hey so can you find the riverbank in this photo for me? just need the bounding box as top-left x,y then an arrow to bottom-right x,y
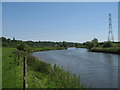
2,47 -> 83,88
31,47 -> 67,52
90,47 -> 120,54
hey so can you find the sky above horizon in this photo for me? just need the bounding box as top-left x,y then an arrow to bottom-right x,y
2,2 -> 118,43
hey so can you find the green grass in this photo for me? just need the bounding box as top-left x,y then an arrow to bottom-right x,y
90,47 -> 120,54
19,51 -> 83,88
113,42 -> 120,47
31,47 -> 67,52
2,47 -> 84,88
2,47 -> 23,88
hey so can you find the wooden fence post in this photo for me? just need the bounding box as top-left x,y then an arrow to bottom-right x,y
18,51 -> 20,65
23,56 -> 27,89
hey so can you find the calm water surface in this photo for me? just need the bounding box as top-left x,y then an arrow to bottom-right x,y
33,48 -> 118,88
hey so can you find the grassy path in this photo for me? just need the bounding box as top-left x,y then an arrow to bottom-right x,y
2,47 -> 23,88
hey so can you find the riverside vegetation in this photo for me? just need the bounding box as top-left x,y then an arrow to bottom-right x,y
76,38 -> 120,54
2,37 -> 120,88
2,37 -> 120,54
2,37 -> 84,88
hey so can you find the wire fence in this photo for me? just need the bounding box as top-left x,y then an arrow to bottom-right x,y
27,65 -> 43,88
15,51 -> 43,88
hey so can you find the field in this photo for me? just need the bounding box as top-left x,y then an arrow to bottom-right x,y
2,47 -> 83,88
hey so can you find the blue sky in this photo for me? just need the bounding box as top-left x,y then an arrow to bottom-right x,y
2,2 -> 118,42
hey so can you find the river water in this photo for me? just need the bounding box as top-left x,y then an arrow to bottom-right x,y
33,48 -> 118,88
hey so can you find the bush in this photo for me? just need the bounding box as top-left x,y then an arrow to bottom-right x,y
85,41 -> 94,49
63,41 -> 67,47
84,38 -> 99,49
17,43 -> 31,52
102,41 -> 113,48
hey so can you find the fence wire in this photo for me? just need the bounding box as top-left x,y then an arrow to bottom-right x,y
27,65 -> 43,88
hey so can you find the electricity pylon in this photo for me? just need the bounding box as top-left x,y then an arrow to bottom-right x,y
108,13 -> 114,42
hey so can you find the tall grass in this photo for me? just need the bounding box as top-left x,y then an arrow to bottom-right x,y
16,50 -> 83,88
90,47 -> 120,54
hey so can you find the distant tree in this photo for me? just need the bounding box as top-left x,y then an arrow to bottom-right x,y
7,38 -> 11,42
2,37 -> 82,48
92,38 -> 98,43
85,41 -> 94,49
75,43 -> 80,47
62,41 -> 67,47
102,41 -> 113,48
2,37 -> 7,42
91,38 -> 99,47
58,42 -> 63,47
12,37 -> 17,43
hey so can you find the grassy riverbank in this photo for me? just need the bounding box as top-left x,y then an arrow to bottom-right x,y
31,47 -> 67,52
2,47 -> 83,88
90,47 -> 120,54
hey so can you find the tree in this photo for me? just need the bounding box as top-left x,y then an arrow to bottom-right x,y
85,41 -> 94,49
75,43 -> 80,47
102,41 -> 113,48
62,41 -> 67,47
2,37 -> 7,42
91,38 -> 98,47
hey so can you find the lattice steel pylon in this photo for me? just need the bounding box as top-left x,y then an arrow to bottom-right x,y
108,13 -> 114,42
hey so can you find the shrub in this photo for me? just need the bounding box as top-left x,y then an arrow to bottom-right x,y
63,41 -> 68,47
17,43 -> 31,52
85,41 -> 94,49
102,41 -> 113,48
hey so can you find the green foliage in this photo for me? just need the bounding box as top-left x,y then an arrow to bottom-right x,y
26,54 -> 52,73
85,41 -> 94,49
75,43 -> 80,47
18,50 -> 83,88
90,47 -> 120,54
83,38 -> 99,49
62,41 -> 67,47
91,38 -> 99,47
102,41 -> 113,48
2,37 -> 23,47
92,38 -> 98,43
17,43 -> 31,52
1,37 -> 81,48
31,47 -> 67,52
3,47 -> 83,88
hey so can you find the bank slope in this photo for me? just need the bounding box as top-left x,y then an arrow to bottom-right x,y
2,47 -> 84,89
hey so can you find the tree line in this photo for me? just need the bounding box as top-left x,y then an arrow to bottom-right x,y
82,38 -> 114,50
1,37 -> 115,52
1,37 -> 82,48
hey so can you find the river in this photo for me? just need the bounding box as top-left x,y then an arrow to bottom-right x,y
32,48 -> 118,88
